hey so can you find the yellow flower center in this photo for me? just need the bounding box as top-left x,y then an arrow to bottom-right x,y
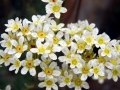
69,30 -> 76,35
74,78 -> 82,86
78,43 -> 86,50
115,45 -> 120,52
86,37 -> 93,44
53,37 -> 59,44
38,32 -> 46,38
111,59 -> 117,65
4,55 -> 11,62
46,80 -> 53,86
38,47 -> 46,53
14,60 -> 21,67
26,60 -> 34,68
44,68 -> 53,75
22,28 -> 29,35
82,66 -> 90,74
104,48 -> 110,55
98,57 -> 106,64
112,69 -> 119,76
53,5 -> 60,12
7,41 -> 12,48
16,45 -> 23,53
71,58 -> 78,66
13,23 -> 19,30
93,67 -> 99,74
98,38 -> 104,44
64,77 -> 71,84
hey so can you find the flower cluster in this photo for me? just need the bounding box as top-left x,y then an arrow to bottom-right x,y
0,0 -> 120,90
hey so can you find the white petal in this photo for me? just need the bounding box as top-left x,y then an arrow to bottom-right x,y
60,7 -> 67,13
9,65 -> 15,71
55,13 -> 60,19
53,45 -> 61,52
56,31 -> 63,39
49,62 -> 57,69
61,47 -> 69,55
34,59 -> 41,66
29,68 -> 36,76
59,82 -> 65,87
113,76 -> 118,82
23,45 -> 28,51
81,74 -> 87,81
8,49 -> 16,54
40,62 -> 47,70
38,82 -> 45,88
82,82 -> 89,89
38,72 -> 46,77
10,40 -> 18,47
59,40 -> 67,46
5,85 -> 11,90
30,48 -> 38,53
21,60 -> 26,66
14,53 -> 21,58
58,56 -> 68,62
53,70 -> 61,76
21,67 -> 28,75
19,36 -> 24,45
53,84 -> 58,90
49,53 -> 57,60
26,52 -> 32,60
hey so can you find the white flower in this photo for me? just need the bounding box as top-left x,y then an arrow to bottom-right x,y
17,18 -> 31,36
84,20 -> 98,32
69,54 -> 83,69
106,66 -> 120,82
31,23 -> 53,42
38,78 -> 58,90
5,17 -> 22,32
70,75 -> 89,90
46,2 -> 67,18
95,33 -> 110,48
58,44 -> 77,63
21,51 -> 41,76
31,15 -> 48,26
38,62 -> 61,78
30,38 -> 50,55
90,64 -> 105,79
59,32 -> 73,47
59,70 -> 73,87
9,57 -> 21,74
50,19 -> 64,32
73,61 -> 93,81
0,50 -> 12,66
99,44 -> 113,58
9,36 -> 28,58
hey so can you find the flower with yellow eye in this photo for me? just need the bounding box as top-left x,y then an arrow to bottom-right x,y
95,33 -> 110,48
8,36 -> 28,58
50,19 -> 64,32
9,57 -> 21,74
59,71 -> 73,87
17,19 -> 31,36
0,50 -> 12,66
69,54 -> 84,69
31,23 -> 53,42
38,78 -> 58,90
38,61 -> 61,79
5,17 -> 22,32
90,64 -> 105,79
100,44 -> 113,58
30,38 -> 50,55
106,66 -> 120,82
73,61 -> 93,81
46,2 -> 67,19
70,75 -> 89,90
21,51 -> 41,76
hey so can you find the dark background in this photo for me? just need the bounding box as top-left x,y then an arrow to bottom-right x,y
0,0 -> 120,90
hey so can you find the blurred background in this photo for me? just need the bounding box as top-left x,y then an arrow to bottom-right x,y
0,0 -> 120,90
